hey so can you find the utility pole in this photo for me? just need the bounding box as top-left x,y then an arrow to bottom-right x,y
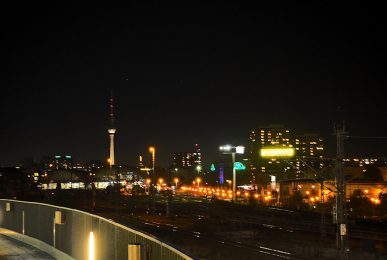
321,180 -> 326,241
334,122 -> 348,259
232,152 -> 236,202
149,147 -> 156,214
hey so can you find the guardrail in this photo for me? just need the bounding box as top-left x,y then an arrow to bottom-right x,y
0,199 -> 193,260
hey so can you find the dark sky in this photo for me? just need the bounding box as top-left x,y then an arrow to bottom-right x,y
1,2 -> 386,167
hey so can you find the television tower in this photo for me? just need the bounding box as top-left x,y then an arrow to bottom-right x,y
108,92 -> 116,166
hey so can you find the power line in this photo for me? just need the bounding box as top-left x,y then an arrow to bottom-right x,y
346,135 -> 387,139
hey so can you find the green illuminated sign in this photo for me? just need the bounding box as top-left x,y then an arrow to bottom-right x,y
210,164 -> 215,172
234,162 -> 246,170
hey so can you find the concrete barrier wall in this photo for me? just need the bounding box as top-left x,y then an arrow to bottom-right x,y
0,199 -> 193,260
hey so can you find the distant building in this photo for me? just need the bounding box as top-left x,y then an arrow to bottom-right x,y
343,158 -> 387,167
50,155 -> 73,170
279,172 -> 386,206
293,133 -> 324,173
249,125 -> 293,182
137,155 -> 146,170
137,155 -> 151,178
87,160 -> 105,170
173,144 -> 202,169
249,126 -> 325,185
258,125 -> 292,147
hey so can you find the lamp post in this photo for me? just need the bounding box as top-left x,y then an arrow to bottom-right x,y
226,180 -> 232,190
149,146 -> 156,213
158,178 -> 164,191
146,178 -> 151,194
196,165 -> 202,176
219,145 -> 245,203
196,177 -> 201,188
149,147 -> 155,178
174,178 -> 179,188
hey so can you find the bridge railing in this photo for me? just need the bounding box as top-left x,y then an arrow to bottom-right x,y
0,199 -> 193,260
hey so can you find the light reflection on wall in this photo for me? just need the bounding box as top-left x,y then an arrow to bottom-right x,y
0,207 -> 3,225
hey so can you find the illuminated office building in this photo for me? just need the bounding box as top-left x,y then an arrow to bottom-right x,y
249,125 -> 293,179
173,144 -> 202,169
249,126 -> 326,183
293,134 -> 324,173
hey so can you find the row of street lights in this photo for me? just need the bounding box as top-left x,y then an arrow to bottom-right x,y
144,144 -> 244,203
145,177 -> 180,187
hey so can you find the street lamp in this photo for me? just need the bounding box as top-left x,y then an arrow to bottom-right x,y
149,147 -> 156,212
149,146 -> 156,184
174,178 -> 179,188
196,177 -> 201,187
226,179 -> 232,190
146,178 -> 151,194
219,145 -> 245,203
196,165 -> 202,175
149,147 -> 155,172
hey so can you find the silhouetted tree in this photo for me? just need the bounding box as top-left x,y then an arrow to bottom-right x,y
349,189 -> 371,217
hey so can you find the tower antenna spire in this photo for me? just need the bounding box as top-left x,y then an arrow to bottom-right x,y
108,91 -> 117,166
109,90 -> 115,128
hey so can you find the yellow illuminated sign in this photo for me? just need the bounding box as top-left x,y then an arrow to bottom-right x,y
260,147 -> 295,158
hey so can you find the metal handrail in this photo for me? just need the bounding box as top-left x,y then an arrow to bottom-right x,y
0,199 -> 193,260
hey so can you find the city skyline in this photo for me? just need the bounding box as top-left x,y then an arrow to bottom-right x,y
1,4 -> 387,260
2,3 -> 387,166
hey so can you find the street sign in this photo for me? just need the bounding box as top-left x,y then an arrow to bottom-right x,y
260,147 -> 295,158
234,162 -> 246,170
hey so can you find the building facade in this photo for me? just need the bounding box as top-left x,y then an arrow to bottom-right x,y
249,126 -> 324,184
249,125 -> 293,183
293,133 -> 324,174
173,144 -> 202,170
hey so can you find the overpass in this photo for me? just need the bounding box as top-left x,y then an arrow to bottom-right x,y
0,199 -> 193,260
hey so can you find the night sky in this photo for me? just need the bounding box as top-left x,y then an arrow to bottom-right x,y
2,2 -> 386,167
